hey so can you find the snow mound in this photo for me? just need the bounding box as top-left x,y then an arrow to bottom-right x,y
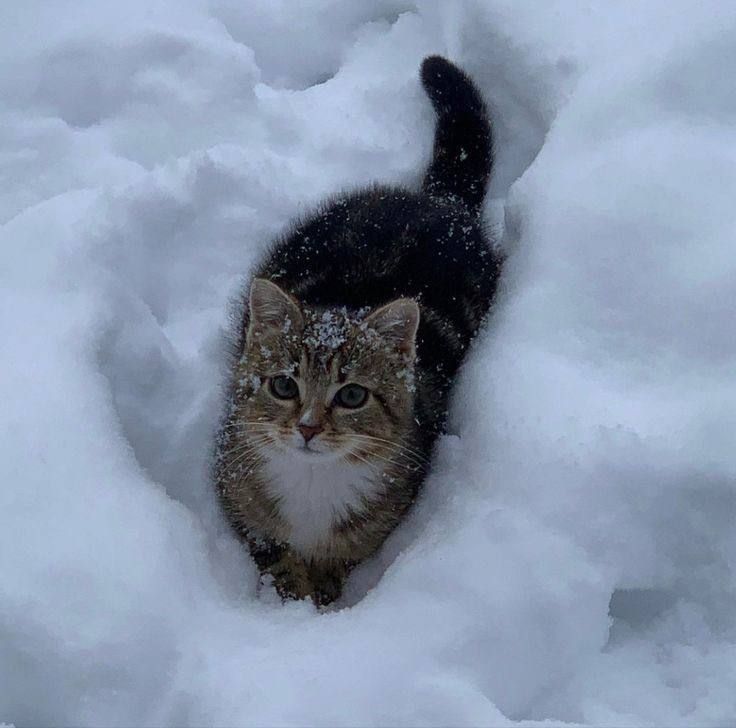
2,1 -> 736,725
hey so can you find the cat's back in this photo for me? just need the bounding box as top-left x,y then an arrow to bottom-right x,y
257,184 -> 499,317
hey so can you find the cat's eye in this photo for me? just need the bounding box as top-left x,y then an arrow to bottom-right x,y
334,383 -> 368,409
270,375 -> 299,400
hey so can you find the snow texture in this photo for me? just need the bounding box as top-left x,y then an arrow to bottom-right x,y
2,1 -> 736,725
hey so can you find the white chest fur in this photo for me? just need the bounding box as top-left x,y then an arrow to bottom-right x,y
263,455 -> 379,556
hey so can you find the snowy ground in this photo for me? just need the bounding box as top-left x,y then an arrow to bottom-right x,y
2,1 -> 736,725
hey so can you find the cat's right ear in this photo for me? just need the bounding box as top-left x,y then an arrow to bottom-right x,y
364,298 -> 420,359
247,278 -> 303,342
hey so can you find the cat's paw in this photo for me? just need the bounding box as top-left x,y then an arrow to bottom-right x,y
308,561 -> 350,607
312,577 -> 343,607
267,551 -> 315,602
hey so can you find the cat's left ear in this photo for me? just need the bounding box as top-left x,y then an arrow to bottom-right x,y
247,278 -> 304,342
365,298 -> 420,359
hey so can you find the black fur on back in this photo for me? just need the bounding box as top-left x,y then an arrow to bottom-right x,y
232,56 -> 502,449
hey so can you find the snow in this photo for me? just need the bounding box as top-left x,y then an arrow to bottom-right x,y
304,309 -> 351,354
2,0 -> 736,725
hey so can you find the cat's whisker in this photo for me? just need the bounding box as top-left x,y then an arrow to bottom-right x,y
220,424 -> 276,439
348,434 -> 427,466
348,448 -> 425,472
221,435 -> 272,470
221,448 -> 264,471
352,447 -> 423,473
219,433 -> 272,455
343,449 -> 382,471
225,450 -> 265,475
224,423 -> 274,433
221,444 -> 264,463
220,429 -> 276,448
348,431 -> 427,457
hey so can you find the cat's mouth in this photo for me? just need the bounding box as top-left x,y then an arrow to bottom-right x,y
282,430 -> 324,454
294,442 -> 343,461
253,429 -> 349,462
283,433 -> 348,462
297,447 -> 335,460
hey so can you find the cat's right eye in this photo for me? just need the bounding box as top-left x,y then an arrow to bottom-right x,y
334,383 -> 369,409
269,375 -> 299,400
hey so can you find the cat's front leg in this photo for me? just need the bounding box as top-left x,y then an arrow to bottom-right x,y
247,537 -> 315,602
307,559 -> 353,607
266,547 -> 316,602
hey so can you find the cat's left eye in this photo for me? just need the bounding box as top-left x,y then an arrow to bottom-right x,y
334,383 -> 368,409
270,375 -> 299,400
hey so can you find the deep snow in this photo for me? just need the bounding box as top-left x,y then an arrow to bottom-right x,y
2,1 -> 736,725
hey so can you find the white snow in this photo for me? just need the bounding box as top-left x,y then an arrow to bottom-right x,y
2,0 -> 736,725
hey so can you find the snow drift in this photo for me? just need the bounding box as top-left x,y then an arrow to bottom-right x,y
1,1 -> 736,724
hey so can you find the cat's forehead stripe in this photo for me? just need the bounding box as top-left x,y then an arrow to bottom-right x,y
330,354 -> 346,383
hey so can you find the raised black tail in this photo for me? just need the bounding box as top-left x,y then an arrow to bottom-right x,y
420,56 -> 492,216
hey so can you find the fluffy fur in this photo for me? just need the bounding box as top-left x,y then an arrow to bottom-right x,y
215,56 -> 502,605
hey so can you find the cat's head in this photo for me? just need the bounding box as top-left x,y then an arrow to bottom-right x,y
233,278 -> 419,464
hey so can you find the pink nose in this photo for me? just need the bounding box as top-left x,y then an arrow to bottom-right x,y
298,423 -> 324,442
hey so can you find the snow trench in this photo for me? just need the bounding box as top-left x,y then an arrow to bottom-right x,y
2,1 -> 736,725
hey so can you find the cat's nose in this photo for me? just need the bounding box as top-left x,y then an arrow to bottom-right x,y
298,423 -> 324,443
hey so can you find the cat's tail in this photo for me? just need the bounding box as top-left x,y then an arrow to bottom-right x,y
420,55 -> 492,216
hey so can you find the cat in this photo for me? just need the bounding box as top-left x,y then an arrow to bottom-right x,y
215,55 -> 502,606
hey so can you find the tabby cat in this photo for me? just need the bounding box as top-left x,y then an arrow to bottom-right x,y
216,56 -> 502,605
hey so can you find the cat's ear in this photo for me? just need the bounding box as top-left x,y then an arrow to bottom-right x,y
247,278 -> 303,341
365,298 -> 420,358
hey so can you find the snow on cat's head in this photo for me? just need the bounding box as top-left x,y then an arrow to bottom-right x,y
230,278 -> 419,463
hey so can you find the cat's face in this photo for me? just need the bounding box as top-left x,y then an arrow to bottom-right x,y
232,279 -> 419,465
